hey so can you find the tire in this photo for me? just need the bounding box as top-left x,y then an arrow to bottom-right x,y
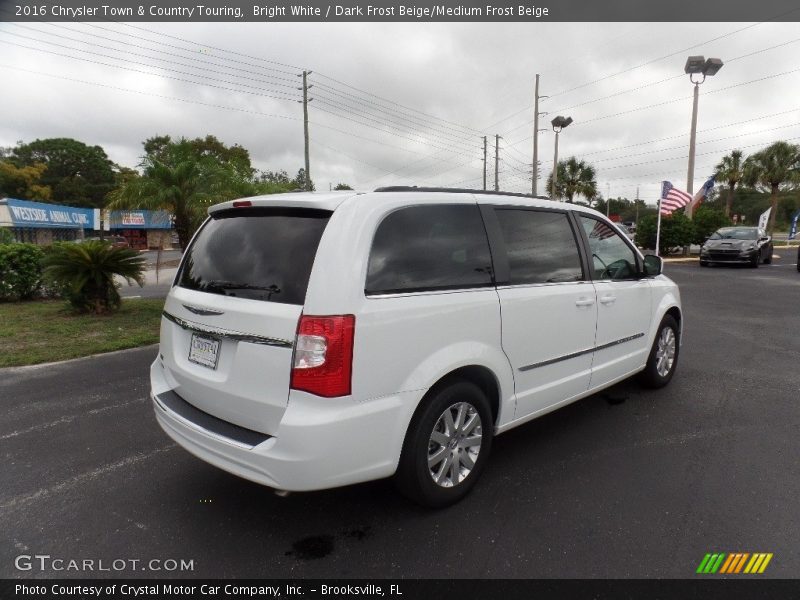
395,380 -> 493,508
750,251 -> 759,268
699,260 -> 708,267
638,315 -> 680,389
764,245 -> 772,264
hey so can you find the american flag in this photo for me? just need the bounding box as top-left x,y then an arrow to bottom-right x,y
589,220 -> 617,240
660,181 -> 693,215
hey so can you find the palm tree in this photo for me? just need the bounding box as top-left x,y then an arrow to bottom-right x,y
742,141 -> 800,231
108,148 -> 251,250
714,149 -> 745,217
43,241 -> 145,314
546,157 -> 598,203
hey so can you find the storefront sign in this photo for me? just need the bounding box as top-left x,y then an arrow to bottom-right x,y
110,210 -> 172,229
4,198 -> 96,229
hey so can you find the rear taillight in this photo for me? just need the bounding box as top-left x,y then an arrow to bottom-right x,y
290,315 -> 355,398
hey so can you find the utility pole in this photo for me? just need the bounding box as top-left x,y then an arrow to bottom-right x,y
635,185 -> 640,227
483,136 -> 487,191
301,70 -> 313,191
494,134 -> 500,191
532,74 -> 539,196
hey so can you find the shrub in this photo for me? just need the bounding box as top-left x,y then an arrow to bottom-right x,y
635,212 -> 695,255
42,240 -> 145,314
692,206 -> 730,245
0,243 -> 45,301
0,229 -> 15,245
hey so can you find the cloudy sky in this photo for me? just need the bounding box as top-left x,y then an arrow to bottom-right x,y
1,19 -> 799,205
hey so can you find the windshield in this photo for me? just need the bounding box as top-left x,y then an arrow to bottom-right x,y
709,227 -> 759,241
177,207 -> 331,304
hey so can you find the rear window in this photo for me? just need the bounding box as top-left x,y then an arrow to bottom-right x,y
177,207 -> 330,305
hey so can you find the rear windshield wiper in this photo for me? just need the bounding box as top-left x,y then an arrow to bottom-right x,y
205,281 -> 282,295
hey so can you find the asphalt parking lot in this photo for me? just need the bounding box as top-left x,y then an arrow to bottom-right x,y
2,258 -> 798,579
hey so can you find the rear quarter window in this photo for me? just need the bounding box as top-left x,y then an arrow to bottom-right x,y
177,207 -> 330,305
365,204 -> 494,295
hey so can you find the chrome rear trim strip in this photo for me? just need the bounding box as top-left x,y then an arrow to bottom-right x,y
162,311 -> 293,349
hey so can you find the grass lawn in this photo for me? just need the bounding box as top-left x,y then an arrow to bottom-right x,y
0,298 -> 163,367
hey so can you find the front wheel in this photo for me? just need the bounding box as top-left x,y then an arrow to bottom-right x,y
764,245 -> 772,264
638,315 -> 680,389
750,251 -> 760,268
395,380 -> 493,508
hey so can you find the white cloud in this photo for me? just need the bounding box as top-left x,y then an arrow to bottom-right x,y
2,20 -> 799,204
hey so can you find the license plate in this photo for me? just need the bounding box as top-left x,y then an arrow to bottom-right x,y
188,333 -> 220,369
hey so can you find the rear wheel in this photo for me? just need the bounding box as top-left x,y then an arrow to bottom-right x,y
638,315 -> 679,389
395,380 -> 493,508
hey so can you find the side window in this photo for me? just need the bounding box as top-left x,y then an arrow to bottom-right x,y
580,216 -> 638,281
494,209 -> 583,284
366,204 -> 494,294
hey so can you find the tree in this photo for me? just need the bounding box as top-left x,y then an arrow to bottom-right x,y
144,134 -> 254,179
0,161 -> 52,201
42,241 -> 145,314
714,150 -> 745,217
8,138 -> 116,207
257,169 -> 292,185
293,168 -> 315,192
691,206 -> 729,245
334,183 -> 353,190
743,141 -> 800,231
546,157 -> 597,203
109,137 -> 263,249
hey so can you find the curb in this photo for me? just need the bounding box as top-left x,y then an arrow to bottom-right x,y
0,343 -> 159,373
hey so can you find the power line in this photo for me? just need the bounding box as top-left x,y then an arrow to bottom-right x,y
312,84 -> 482,146
314,72 -> 484,137
0,37 -> 302,103
7,22 -> 301,87
0,63 -> 300,122
313,92 -> 482,151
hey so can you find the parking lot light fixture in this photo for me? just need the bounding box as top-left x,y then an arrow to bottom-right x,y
550,116 -> 572,201
685,56 -> 723,207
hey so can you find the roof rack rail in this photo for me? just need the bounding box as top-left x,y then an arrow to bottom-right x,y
373,186 -> 551,200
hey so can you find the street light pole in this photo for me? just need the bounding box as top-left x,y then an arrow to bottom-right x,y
686,81 -> 700,198
550,115 -> 572,201
552,129 -> 559,199
684,56 -> 723,218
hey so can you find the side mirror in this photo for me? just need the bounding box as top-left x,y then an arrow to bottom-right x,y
642,254 -> 663,277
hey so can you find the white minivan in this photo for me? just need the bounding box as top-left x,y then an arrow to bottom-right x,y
151,188 -> 681,507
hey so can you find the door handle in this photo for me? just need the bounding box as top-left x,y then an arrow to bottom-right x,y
575,298 -> 595,307
599,295 -> 617,305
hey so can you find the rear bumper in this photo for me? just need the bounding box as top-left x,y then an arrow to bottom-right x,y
151,359 -> 418,492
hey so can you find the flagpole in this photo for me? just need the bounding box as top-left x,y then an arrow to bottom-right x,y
655,198 -> 663,257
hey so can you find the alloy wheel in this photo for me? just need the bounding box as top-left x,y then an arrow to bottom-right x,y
427,402 -> 483,488
655,326 -> 676,378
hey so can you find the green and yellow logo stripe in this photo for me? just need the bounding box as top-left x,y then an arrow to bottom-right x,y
696,552 -> 773,574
